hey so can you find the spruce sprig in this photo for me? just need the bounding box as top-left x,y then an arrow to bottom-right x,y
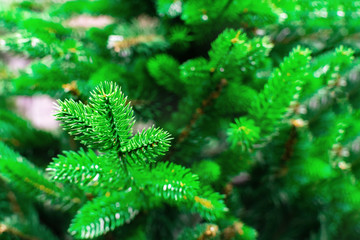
49,82 -> 227,239
228,46 -> 312,150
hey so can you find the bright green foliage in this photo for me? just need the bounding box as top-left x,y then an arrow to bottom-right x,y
239,46 -> 359,239
214,84 -> 257,115
181,0 -> 280,26
147,54 -> 182,94
177,223 -> 220,240
0,9 -> 83,60
0,109 -> 57,152
56,99 -> 105,150
228,117 -> 260,151
133,162 -> 199,202
238,224 -> 258,240
166,28 -> 272,136
1,31 -> 51,58
0,142 -> 50,196
180,57 -> 210,86
305,46 -> 354,96
2,0 -> 360,239
69,191 -> 140,239
56,82 -> 135,153
89,64 -> 126,89
181,0 -> 234,25
192,160 -> 221,185
188,188 -> 228,220
156,0 -> 182,18
168,26 -> 193,49
208,29 -> 272,78
208,29 -> 247,68
48,149 -> 105,186
88,82 -> 135,150
228,47 -> 311,150
249,47 -> 311,134
0,178 -> 59,239
0,142 -> 79,208
0,199 -> 60,240
49,82 -> 226,238
120,126 -> 172,165
291,157 -> 334,182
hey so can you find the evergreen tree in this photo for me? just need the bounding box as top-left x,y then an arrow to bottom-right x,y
1,0 -> 360,239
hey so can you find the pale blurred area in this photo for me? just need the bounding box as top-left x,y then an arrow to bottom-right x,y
1,0 -> 114,132
1,23 -> 58,131
4,53 -> 59,131
15,96 -> 59,131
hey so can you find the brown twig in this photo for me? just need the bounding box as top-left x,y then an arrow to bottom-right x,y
177,78 -> 228,144
281,125 -> 298,163
1,180 -> 24,218
6,191 -> 23,218
128,99 -> 151,106
109,34 -> 162,52
165,30 -> 242,161
276,119 -> 305,177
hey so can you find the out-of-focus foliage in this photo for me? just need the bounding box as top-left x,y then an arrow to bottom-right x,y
1,0 -> 360,239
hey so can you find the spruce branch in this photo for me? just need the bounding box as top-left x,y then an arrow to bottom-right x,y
227,117 -> 260,151
89,82 -> 135,151
47,149 -> 119,192
216,0 -> 235,20
0,142 -> 81,209
134,162 -> 200,202
174,29 -> 272,147
56,99 -> 102,150
188,188 -> 228,221
120,126 -> 172,165
69,191 -> 140,239
303,46 -> 355,124
0,142 -> 60,199
147,54 -> 182,95
50,82 -> 226,238
249,46 -> 312,133
228,46 -> 312,151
